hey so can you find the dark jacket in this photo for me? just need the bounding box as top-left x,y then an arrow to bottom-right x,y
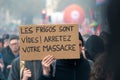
8,57 -> 42,80
8,57 -> 20,80
0,69 -> 5,80
0,46 -> 19,79
40,55 -> 91,80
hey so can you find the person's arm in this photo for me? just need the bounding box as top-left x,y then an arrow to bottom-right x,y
8,57 -> 20,80
39,55 -> 54,80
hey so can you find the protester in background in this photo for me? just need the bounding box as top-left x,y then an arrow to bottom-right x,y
40,32 -> 91,80
2,34 -> 10,48
85,35 -> 104,61
90,53 -> 113,80
0,34 -> 19,80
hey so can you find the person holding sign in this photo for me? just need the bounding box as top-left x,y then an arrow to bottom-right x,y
40,32 -> 91,80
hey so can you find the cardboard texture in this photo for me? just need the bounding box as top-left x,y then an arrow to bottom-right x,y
19,24 -> 80,61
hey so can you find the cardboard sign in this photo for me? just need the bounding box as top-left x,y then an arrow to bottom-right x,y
19,24 -> 80,61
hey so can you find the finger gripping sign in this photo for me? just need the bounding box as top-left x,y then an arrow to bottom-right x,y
19,24 -> 80,61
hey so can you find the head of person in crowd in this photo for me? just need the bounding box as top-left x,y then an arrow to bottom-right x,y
85,35 -> 104,61
90,53 -> 113,80
9,35 -> 19,55
2,33 -> 10,48
2,34 -> 9,40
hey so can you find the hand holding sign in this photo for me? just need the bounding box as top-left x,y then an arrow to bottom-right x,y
42,55 -> 54,76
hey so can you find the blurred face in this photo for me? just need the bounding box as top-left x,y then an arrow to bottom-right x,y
79,40 -> 82,53
9,39 -> 19,53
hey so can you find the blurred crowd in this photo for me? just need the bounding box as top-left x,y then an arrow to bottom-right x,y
0,0 -> 120,80
0,34 -> 19,80
0,31 -> 110,80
